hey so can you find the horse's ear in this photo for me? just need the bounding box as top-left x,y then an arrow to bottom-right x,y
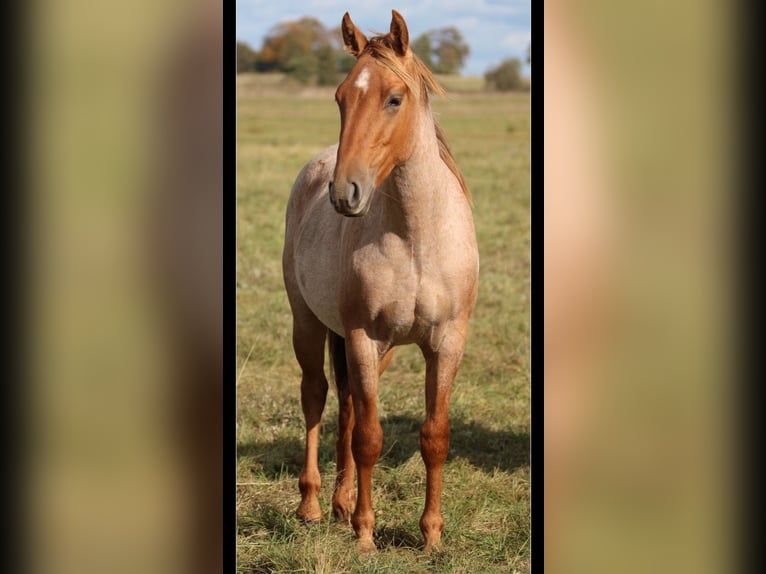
342,12 -> 367,58
389,10 -> 409,56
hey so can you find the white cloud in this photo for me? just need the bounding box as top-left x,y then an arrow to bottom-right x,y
502,31 -> 531,51
454,17 -> 481,30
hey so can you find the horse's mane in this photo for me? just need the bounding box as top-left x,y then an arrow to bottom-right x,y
361,36 -> 472,206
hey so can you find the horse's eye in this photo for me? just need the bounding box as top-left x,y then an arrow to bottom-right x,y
386,95 -> 403,108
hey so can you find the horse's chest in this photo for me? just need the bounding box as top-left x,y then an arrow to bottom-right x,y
351,252 -> 454,346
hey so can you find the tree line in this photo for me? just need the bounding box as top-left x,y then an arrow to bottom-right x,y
238,17 -> 528,92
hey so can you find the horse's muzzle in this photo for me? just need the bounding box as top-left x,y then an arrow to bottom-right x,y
328,180 -> 367,217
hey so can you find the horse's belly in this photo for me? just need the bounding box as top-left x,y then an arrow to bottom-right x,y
294,218 -> 345,336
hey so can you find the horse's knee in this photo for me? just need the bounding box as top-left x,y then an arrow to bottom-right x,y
420,419 -> 450,467
300,376 -> 328,419
351,419 -> 382,466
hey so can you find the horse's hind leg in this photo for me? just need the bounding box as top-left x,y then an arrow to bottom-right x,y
328,332 -> 356,523
378,347 -> 395,376
291,313 -> 329,522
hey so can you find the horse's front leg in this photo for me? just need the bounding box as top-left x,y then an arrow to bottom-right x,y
345,328 -> 383,553
333,345 -> 395,522
291,318 -> 329,522
419,329 -> 467,552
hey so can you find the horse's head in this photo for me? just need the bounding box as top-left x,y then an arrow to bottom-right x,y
329,10 -> 423,217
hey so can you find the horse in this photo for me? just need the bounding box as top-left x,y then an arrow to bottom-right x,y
282,10 -> 479,553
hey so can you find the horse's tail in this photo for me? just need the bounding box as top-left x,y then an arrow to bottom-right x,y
327,331 -> 347,390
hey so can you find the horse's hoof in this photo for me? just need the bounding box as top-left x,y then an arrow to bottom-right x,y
332,498 -> 355,524
299,515 -> 322,525
332,506 -> 352,524
423,534 -> 442,553
296,502 -> 322,523
332,487 -> 356,524
355,538 -> 377,554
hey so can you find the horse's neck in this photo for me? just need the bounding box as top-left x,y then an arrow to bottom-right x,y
381,111 -> 453,236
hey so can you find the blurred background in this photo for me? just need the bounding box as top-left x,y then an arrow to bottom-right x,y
16,0 -> 740,572
543,0 -> 737,573
24,0 -> 222,573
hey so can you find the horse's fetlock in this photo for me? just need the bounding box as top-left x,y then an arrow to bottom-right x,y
299,472 -> 321,495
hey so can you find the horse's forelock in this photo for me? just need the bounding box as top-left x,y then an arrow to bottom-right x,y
361,36 -> 444,100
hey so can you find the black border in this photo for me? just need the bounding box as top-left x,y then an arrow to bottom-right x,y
3,0 -> 26,570
529,2 -> 542,570
739,0 -> 762,571
224,0 -> 237,571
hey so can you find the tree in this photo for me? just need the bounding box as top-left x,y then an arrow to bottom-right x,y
337,52 -> 356,74
431,27 -> 470,74
257,17 -> 332,76
236,41 -> 258,74
485,58 -> 524,91
316,44 -> 339,86
412,27 -> 470,74
411,34 -> 434,70
285,54 -> 318,84
253,18 -> 356,84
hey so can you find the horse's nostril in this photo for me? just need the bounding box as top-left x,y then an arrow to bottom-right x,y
351,182 -> 360,207
328,181 -> 335,203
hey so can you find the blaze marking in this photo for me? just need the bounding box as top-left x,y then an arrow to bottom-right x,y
354,67 -> 370,93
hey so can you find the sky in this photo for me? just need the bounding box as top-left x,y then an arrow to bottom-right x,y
236,0 -> 531,77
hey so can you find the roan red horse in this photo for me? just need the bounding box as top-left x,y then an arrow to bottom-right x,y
282,10 -> 479,552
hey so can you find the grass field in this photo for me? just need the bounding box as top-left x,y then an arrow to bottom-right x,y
236,72 -> 530,573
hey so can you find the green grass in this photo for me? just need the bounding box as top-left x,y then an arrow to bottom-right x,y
237,73 -> 530,573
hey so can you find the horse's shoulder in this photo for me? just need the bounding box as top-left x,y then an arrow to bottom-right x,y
286,145 -> 337,217
292,145 -> 338,191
